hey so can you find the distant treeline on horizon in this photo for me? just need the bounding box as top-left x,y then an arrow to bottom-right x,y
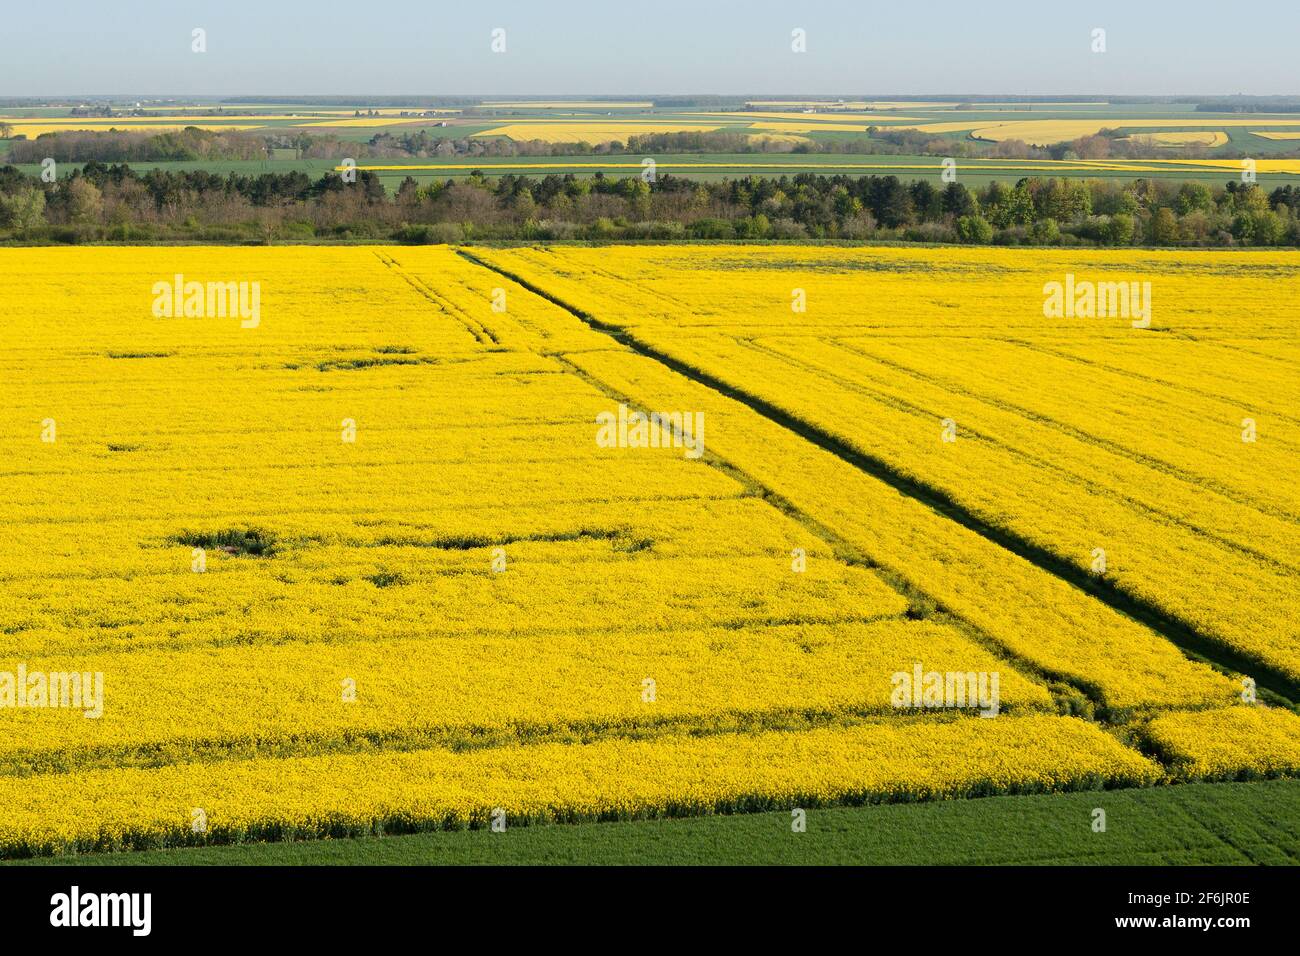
5,94 -> 1300,110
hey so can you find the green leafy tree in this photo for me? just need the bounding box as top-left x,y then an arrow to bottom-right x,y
1106,213 -> 1135,245
0,187 -> 46,235
1032,178 -> 1091,222
621,178 -> 651,218
941,182 -> 976,218
1001,183 -> 1036,226
1126,179 -> 1160,211
908,180 -> 942,221
831,186 -> 862,220
1175,182 -> 1213,215
1028,218 -> 1061,244
955,214 -> 993,243
64,178 -> 104,223
1148,207 -> 1179,244
1234,209 -> 1283,245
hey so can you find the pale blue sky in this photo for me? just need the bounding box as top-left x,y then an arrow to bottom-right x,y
2,0 -> 1296,97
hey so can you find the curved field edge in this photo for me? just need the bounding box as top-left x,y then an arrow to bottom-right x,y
1140,706 -> 1300,781
0,716 -> 1155,859
11,780 -> 1299,867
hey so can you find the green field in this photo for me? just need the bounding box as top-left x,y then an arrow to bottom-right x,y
8,153 -> 1298,192
11,781 -> 1299,866
5,98 -> 1299,190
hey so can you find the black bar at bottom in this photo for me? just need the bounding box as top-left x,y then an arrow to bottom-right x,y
0,864 -> 1289,942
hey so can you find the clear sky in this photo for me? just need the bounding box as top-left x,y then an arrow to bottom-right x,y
3,0 -> 1297,97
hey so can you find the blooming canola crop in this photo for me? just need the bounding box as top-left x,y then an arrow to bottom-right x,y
0,244 -> 1292,856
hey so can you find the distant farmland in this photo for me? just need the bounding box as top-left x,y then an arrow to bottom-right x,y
8,154 -> 1300,193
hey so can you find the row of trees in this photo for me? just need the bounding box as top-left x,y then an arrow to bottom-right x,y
1,162 -> 1297,247
7,128 -> 272,163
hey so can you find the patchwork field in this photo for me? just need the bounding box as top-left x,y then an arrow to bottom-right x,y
474,122 -> 722,142
344,156 -> 1300,178
1120,131 -> 1229,148
0,243 -> 1297,859
8,98 -> 1300,154
915,118 -> 1300,145
21,781 -> 1300,866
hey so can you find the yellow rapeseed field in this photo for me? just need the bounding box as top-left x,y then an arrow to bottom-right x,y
1,123 -> 266,137
962,118 -> 1300,145
475,123 -> 720,143
0,716 -> 1158,856
481,101 -> 655,109
294,118 -> 450,128
1120,131 -> 1228,147
1143,707 -> 1300,779
346,161 -> 1178,174
746,101 -> 958,110
889,117 -> 1300,145
0,113 -> 458,137
697,111 -> 926,122
478,245 -> 1300,692
0,244 -> 1294,856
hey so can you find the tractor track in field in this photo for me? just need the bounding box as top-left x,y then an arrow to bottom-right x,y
459,247 -> 1299,707
374,250 -> 500,345
748,335 -> 1300,576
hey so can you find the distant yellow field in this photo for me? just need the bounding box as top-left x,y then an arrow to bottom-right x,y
345,160 -> 1170,173
1136,158 -> 1300,174
1252,131 -> 1300,140
133,108 -> 460,117
0,112 -> 465,138
294,118 -> 443,128
746,101 -> 870,109
1,123 -> 264,137
476,123 -> 720,143
304,108 -> 461,115
338,155 -> 1295,177
896,120 -> 1005,134
0,114 -> 326,124
951,102 -> 1111,107
744,133 -> 811,145
1120,131 -> 1228,147
747,121 -> 876,133
482,101 -> 654,109
745,101 -> 952,110
700,111 -> 925,123
937,118 -> 1300,145
128,107 -> 462,117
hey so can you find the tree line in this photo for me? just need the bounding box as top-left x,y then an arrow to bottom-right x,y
14,121 -> 1299,168
0,161 -> 1296,247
